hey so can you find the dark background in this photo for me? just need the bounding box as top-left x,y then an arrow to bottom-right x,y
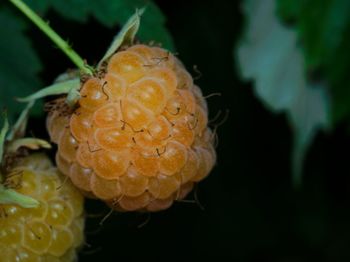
19,0 -> 350,261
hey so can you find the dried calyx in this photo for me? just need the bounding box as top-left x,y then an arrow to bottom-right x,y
0,103 -> 51,208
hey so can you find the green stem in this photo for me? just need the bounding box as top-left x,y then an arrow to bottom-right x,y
10,0 -> 93,75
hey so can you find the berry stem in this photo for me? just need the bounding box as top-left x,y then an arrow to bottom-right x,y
9,0 -> 93,75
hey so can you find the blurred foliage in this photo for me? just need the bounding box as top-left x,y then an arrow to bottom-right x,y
0,0 -> 173,121
237,0 -> 329,185
277,0 -> 350,124
0,8 -> 42,120
24,0 -> 174,50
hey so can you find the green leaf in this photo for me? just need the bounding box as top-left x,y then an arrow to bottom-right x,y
99,8 -> 144,67
277,0 -> 350,125
17,78 -> 80,102
0,184 -> 39,208
49,0 -> 90,23
23,0 -> 50,14
25,0 -> 175,50
0,8 -> 42,121
236,0 -> 330,186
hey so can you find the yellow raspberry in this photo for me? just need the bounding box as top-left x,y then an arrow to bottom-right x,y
0,153 -> 85,261
47,44 -> 216,211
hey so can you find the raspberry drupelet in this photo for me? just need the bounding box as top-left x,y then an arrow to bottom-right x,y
0,154 -> 84,261
47,44 -> 216,212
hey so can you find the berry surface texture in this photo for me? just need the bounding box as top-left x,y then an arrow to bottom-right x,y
0,154 -> 85,261
47,44 -> 216,212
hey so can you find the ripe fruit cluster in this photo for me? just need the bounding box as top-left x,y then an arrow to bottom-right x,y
0,154 -> 84,261
47,44 -> 216,211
